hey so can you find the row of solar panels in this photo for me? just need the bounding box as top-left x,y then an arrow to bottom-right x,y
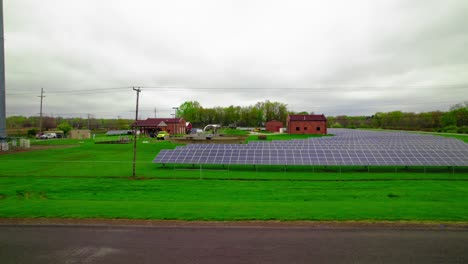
180,144 -> 467,151
180,142 -> 468,150
155,149 -> 466,166
251,138 -> 465,143
155,148 -> 468,165
168,149 -> 467,157
249,139 -> 464,144
153,129 -> 468,166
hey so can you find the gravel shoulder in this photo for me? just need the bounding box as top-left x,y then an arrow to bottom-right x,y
1,218 -> 467,229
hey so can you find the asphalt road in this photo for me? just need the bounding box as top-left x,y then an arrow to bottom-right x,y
1,225 -> 467,264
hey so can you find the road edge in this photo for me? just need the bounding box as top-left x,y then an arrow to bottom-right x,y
1,218 -> 467,230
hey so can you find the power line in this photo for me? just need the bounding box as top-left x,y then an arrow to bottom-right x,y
140,83 -> 468,91
5,83 -> 468,96
6,87 -> 132,96
4,99 -> 463,117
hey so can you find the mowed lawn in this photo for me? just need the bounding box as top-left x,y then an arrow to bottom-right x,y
0,138 -> 175,177
0,137 -> 467,221
1,176 -> 467,221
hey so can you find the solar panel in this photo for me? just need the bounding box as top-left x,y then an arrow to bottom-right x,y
153,129 -> 468,166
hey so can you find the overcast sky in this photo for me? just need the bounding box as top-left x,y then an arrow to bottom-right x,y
4,0 -> 468,119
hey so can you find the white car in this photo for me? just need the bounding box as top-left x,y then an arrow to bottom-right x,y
40,133 -> 57,139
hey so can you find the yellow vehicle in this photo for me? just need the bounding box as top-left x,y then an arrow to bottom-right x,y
156,131 -> 170,140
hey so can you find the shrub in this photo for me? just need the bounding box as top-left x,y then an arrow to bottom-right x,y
458,126 -> 468,134
443,125 -> 458,133
27,128 -> 38,137
330,123 -> 343,128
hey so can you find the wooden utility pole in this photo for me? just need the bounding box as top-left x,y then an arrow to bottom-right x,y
132,87 -> 141,178
38,88 -> 45,132
87,114 -> 91,129
172,107 -> 178,136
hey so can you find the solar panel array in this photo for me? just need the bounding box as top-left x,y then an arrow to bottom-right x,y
153,129 -> 468,166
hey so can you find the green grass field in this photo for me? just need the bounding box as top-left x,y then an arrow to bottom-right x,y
0,135 -> 467,222
219,128 -> 250,136
1,176 -> 467,221
364,128 -> 468,143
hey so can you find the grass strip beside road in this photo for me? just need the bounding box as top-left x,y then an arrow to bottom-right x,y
1,176 -> 467,221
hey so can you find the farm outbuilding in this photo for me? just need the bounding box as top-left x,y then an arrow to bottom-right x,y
70,129 -> 91,139
106,130 -> 133,136
265,120 -> 283,132
287,114 -> 327,135
133,118 -> 187,136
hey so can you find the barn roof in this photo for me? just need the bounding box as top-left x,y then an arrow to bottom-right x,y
134,118 -> 184,127
288,114 -> 327,121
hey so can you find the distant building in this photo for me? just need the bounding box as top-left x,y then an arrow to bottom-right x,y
106,130 -> 133,136
265,120 -> 283,132
70,129 -> 91,139
133,118 -> 187,136
286,114 -> 327,134
186,122 -> 193,134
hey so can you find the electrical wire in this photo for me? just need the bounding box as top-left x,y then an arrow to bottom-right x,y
6,83 -> 468,96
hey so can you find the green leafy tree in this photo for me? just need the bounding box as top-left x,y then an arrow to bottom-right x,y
57,122 -> 72,136
117,119 -> 131,130
178,101 -> 203,125
224,105 -> 241,126
27,128 -> 38,137
6,116 -> 27,129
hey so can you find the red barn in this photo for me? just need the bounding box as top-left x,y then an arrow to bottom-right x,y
287,114 -> 327,134
133,118 -> 187,136
265,120 -> 283,132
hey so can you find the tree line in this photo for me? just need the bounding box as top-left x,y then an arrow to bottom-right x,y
5,101 -> 467,136
6,116 -> 133,136
176,100 -> 290,127
177,100 -> 467,133
327,102 -> 467,133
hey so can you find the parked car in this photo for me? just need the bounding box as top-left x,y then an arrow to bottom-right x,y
191,128 -> 203,134
156,131 -> 169,140
40,133 -> 57,139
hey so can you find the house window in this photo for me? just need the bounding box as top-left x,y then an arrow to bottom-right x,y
316,127 -> 321,131
296,127 -> 300,131
304,127 -> 308,131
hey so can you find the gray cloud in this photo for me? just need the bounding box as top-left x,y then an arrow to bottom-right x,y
4,0 -> 468,118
